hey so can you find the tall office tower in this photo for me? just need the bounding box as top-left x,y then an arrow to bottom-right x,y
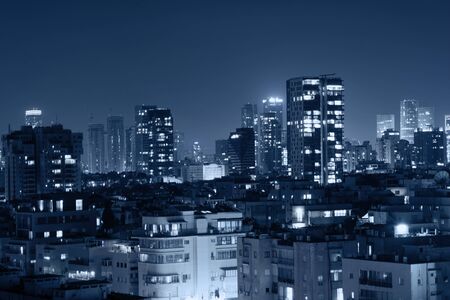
2,124 -> 83,201
286,76 -> 344,184
412,128 -> 446,168
260,97 -> 283,174
378,129 -> 400,168
173,131 -> 186,162
87,124 -> 105,173
241,103 -> 260,169
25,108 -> 43,128
241,103 -> 258,128
418,107 -> 435,131
135,105 -> 174,177
106,116 -> 125,173
394,139 -> 412,170
215,139 -> 229,164
400,99 -> 418,143
376,114 -> 395,138
125,126 -> 135,171
445,115 -> 450,163
228,128 -> 255,176
192,141 -> 202,163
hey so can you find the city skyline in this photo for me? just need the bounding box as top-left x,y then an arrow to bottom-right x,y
1,1 -> 450,151
1,2 -> 450,299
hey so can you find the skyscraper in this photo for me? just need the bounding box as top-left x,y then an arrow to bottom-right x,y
125,126 -> 135,171
25,108 -> 43,128
378,129 -> 400,168
400,99 -> 418,143
106,116 -> 125,173
413,128 -> 446,168
192,141 -> 202,163
2,125 -> 83,201
287,76 -> 344,184
418,106 -> 435,131
228,128 -> 255,176
87,123 -> 105,173
241,103 -> 258,128
376,114 -> 395,138
135,105 -> 174,177
173,131 -> 186,162
445,115 -> 450,163
215,139 -> 229,165
241,103 -> 259,169
260,97 -> 283,174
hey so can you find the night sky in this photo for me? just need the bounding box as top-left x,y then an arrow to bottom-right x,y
1,0 -> 449,152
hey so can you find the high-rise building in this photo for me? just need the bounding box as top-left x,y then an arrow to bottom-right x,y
215,139 -> 229,165
412,128 -> 446,168
241,103 -> 260,169
87,124 -> 105,173
25,108 -> 43,128
125,126 -> 135,171
445,115 -> 450,163
135,105 -> 174,177
106,116 -> 125,173
260,97 -> 283,174
400,99 -> 418,143
376,114 -> 395,139
378,129 -> 400,168
2,125 -> 83,201
228,128 -> 255,176
241,103 -> 258,128
192,141 -> 202,163
174,131 -> 186,162
287,76 -> 344,184
418,106 -> 435,131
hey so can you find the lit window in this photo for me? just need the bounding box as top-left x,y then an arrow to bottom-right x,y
56,230 -> 63,238
76,199 -> 83,211
44,232 -> 50,238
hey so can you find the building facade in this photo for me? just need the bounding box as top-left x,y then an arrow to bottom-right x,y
135,105 -> 174,177
87,124 -> 105,174
286,76 -> 344,184
260,98 -> 283,175
376,114 -> 395,139
400,99 -> 418,143
417,106 -> 434,131
228,128 -> 256,176
2,125 -> 83,201
106,116 -> 125,173
25,108 -> 43,128
138,207 -> 244,299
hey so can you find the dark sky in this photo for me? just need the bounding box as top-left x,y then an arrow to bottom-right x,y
1,0 -> 449,152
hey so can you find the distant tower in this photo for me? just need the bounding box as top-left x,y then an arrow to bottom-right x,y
241,103 -> 259,169
287,76 -> 344,184
134,105 -> 174,176
87,124 -> 105,173
376,114 -> 395,138
174,131 -> 186,162
446,115 -> 450,163
192,141 -> 202,163
228,128 -> 255,176
125,126 -> 136,171
25,108 -> 43,128
260,97 -> 283,174
106,116 -> 125,173
418,107 -> 434,131
400,99 -> 418,143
